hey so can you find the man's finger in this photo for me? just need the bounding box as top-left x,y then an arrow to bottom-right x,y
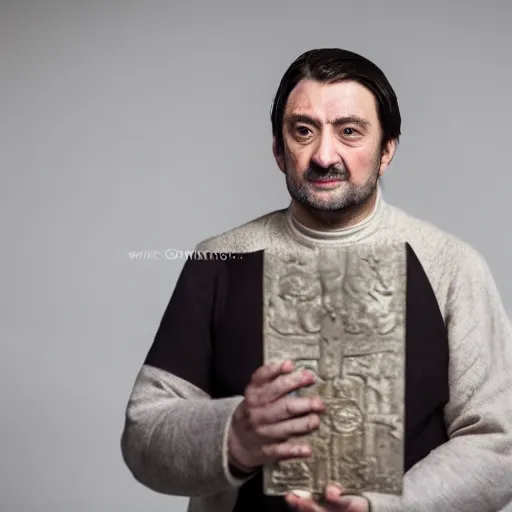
285,492 -> 322,511
253,395 -> 325,424
250,360 -> 293,386
255,413 -> 321,439
329,495 -> 369,511
260,368 -> 316,404
324,483 -> 343,501
261,441 -> 312,461
322,485 -> 370,512
246,368 -> 314,407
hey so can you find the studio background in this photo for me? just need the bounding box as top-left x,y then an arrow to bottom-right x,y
1,1 -> 510,511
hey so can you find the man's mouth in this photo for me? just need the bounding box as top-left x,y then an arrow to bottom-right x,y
309,178 -> 344,187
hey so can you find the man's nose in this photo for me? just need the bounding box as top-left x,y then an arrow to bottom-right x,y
310,133 -> 341,169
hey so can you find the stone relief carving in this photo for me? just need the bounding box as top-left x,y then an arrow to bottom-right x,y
262,243 -> 406,497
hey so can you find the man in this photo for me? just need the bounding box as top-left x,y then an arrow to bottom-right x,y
121,49 -> 512,511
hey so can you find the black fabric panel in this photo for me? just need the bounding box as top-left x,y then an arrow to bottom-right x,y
212,251 -> 288,509
210,250 -> 265,400
144,255 -> 227,394
404,243 -> 450,470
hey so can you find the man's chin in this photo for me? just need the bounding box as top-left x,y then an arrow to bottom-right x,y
301,191 -> 356,211
297,190 -> 376,213
299,198 -> 353,212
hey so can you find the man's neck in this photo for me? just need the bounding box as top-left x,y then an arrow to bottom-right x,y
289,189 -> 379,231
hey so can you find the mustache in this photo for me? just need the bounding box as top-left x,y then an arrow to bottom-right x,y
303,164 -> 348,181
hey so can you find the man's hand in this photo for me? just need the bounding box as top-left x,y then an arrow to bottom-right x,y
285,484 -> 370,512
228,360 -> 325,470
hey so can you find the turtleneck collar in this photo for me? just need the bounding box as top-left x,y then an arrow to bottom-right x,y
285,186 -> 386,247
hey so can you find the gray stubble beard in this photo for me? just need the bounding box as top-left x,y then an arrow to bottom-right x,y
285,164 -> 380,213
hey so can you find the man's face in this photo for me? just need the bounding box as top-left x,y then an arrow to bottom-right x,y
273,79 -> 395,213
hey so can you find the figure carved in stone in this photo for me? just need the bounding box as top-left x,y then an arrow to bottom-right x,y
267,257 -> 323,335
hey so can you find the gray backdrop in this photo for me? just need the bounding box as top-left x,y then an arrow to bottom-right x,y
1,1 -> 510,511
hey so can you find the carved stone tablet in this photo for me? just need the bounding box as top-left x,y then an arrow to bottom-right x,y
262,243 -> 406,497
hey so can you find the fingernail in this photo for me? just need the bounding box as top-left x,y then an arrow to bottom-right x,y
282,360 -> 294,372
327,482 -> 343,496
299,444 -> 310,455
292,489 -> 312,499
313,397 -> 324,408
296,371 -> 307,382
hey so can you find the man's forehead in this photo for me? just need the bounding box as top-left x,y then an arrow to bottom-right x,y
284,79 -> 378,122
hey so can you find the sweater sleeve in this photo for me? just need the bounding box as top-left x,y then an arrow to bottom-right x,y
120,256 -> 250,497
364,249 -> 512,511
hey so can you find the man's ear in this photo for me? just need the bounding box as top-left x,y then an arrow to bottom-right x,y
379,138 -> 397,177
272,138 -> 286,174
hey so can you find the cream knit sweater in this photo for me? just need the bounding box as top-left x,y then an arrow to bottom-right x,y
122,190 -> 512,511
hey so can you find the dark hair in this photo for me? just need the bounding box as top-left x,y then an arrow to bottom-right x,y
271,48 -> 401,154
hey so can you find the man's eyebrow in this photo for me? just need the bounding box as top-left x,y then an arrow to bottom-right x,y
284,113 -> 370,129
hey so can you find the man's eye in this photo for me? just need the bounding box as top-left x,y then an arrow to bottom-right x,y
343,127 -> 357,136
296,126 -> 311,137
